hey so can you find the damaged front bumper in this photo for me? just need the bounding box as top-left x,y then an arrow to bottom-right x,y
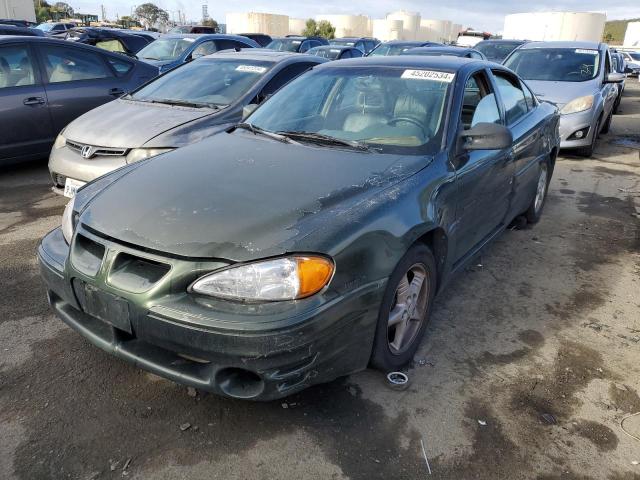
38,227 -> 385,401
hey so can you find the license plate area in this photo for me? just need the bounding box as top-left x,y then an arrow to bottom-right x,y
64,178 -> 86,198
73,279 -> 132,334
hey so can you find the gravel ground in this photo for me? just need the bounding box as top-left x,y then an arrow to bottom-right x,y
1,82 -> 639,480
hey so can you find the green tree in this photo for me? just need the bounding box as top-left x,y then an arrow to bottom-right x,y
53,2 -> 73,16
134,3 -> 169,29
302,18 -> 335,39
201,18 -> 219,31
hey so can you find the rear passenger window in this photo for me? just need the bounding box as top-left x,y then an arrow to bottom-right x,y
0,45 -> 37,88
493,72 -> 528,124
462,73 -> 501,129
95,39 -> 126,53
107,56 -> 134,76
215,40 -> 247,51
192,41 -> 217,58
40,45 -> 112,83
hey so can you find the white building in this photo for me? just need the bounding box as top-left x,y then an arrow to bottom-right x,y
1,0 -> 36,22
503,11 -> 606,42
226,10 -> 459,43
623,22 -> 640,48
226,12 -> 289,36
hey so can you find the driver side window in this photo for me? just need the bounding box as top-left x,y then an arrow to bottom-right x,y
462,72 -> 501,130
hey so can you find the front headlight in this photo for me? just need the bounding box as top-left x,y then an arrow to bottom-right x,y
61,196 -> 76,244
126,148 -> 174,164
53,133 -> 66,149
560,95 -> 595,115
190,255 -> 335,302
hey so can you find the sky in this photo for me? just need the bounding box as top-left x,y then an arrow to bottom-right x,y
68,0 -> 638,33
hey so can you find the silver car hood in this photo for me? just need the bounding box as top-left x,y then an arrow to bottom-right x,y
63,99 -> 214,148
526,79 -> 598,107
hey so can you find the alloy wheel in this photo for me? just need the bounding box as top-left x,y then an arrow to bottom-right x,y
387,263 -> 430,355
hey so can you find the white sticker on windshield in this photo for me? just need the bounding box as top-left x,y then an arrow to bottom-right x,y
235,65 -> 267,73
575,49 -> 598,55
401,69 -> 455,82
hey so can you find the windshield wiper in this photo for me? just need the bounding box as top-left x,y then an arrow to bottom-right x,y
148,99 -> 216,109
234,123 -> 293,143
276,131 -> 373,152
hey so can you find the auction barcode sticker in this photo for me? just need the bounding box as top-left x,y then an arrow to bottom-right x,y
401,69 -> 455,82
236,65 -> 268,73
575,49 -> 598,55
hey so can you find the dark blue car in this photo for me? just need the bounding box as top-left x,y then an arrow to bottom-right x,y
0,36 -> 158,165
136,34 -> 260,73
306,45 -> 363,60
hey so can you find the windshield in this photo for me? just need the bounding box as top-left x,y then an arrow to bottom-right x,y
248,66 -> 451,155
131,59 -> 272,107
266,39 -> 302,52
35,23 -> 54,31
475,42 -> 522,62
308,47 -> 341,59
505,48 -> 601,82
369,44 -> 418,56
629,52 -> 640,61
137,37 -> 195,61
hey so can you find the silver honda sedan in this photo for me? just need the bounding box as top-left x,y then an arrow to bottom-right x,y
49,50 -> 326,197
504,41 -> 624,157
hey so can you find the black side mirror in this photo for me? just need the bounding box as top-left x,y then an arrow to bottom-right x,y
460,122 -> 513,151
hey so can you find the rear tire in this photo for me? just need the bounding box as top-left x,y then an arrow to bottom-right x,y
370,244 -> 437,371
525,160 -> 550,224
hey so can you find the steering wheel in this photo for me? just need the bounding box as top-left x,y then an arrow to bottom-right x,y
388,117 -> 428,138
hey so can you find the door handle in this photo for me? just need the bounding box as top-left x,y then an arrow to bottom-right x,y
109,88 -> 125,96
23,96 -> 46,106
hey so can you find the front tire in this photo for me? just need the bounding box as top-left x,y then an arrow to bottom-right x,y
370,244 -> 437,371
525,161 -> 550,224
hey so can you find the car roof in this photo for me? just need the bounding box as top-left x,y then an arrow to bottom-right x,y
478,39 -> 526,44
317,55 -> 479,71
311,45 -> 353,51
161,33 -> 253,41
407,46 -> 474,55
520,40 -> 603,50
0,35 -> 148,57
211,49 -> 322,62
380,40 -> 436,46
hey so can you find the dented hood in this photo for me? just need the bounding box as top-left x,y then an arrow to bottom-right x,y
63,98 -> 215,148
80,131 -> 428,261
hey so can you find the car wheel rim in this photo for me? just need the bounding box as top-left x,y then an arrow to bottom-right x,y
387,263 -> 429,355
534,163 -> 548,214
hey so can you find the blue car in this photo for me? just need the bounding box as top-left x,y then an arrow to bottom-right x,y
136,34 -> 260,73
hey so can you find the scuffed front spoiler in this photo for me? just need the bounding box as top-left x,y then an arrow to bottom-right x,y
38,228 -> 385,401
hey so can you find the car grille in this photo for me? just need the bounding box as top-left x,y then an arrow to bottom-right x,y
66,139 -> 128,158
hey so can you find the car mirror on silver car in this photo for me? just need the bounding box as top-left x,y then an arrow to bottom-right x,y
604,72 -> 625,83
242,103 -> 259,120
460,122 -> 513,151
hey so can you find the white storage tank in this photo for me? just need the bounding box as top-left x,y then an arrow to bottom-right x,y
418,19 -> 441,42
451,23 -> 463,41
315,14 -> 371,38
623,22 -> 640,48
226,12 -> 290,37
503,12 -> 606,42
420,19 -> 448,43
386,10 -> 420,41
0,0 -> 36,22
288,17 -> 306,36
